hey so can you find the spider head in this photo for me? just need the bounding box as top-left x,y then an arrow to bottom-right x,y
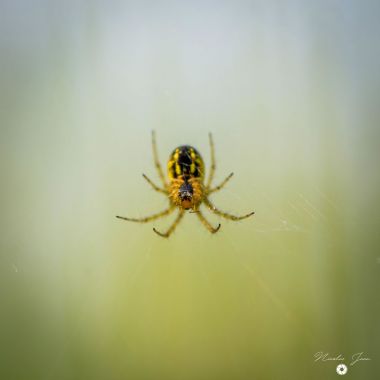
178,182 -> 194,210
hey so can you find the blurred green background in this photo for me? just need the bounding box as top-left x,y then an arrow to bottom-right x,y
1,1 -> 379,379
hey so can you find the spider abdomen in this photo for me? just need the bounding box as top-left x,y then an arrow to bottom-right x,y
167,145 -> 205,181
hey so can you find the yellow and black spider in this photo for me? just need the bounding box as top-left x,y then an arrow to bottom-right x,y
116,132 -> 254,238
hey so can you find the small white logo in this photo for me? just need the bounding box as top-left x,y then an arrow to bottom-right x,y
336,364 -> 348,375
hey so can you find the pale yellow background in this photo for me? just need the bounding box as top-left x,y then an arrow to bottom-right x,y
0,1 -> 379,379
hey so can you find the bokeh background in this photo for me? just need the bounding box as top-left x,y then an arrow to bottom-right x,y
1,1 -> 379,379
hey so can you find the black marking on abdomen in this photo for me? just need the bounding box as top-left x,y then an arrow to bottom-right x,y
168,145 -> 204,180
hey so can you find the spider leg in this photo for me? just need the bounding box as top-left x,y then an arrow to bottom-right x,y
142,174 -> 167,194
153,210 -> 184,238
151,130 -> 167,187
196,210 -> 221,234
204,197 -> 255,221
116,205 -> 174,223
207,172 -> 234,194
206,133 -> 216,188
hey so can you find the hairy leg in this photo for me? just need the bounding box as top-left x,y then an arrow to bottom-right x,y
206,133 -> 216,188
116,205 -> 174,223
207,172 -> 234,194
204,197 -> 255,220
142,174 -> 167,194
151,130 -> 167,187
196,210 -> 221,234
153,210 -> 184,238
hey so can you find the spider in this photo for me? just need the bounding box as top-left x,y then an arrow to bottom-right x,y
116,131 -> 254,238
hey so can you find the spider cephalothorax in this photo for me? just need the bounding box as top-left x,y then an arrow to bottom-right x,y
116,132 -> 254,238
169,177 -> 203,210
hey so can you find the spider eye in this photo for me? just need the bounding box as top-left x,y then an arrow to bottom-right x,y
179,182 -> 193,199
179,182 -> 193,209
